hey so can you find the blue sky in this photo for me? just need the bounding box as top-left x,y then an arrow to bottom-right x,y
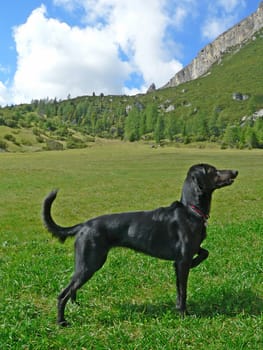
0,0 -> 260,105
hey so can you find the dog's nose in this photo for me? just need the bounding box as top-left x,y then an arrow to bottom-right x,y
232,170 -> 238,177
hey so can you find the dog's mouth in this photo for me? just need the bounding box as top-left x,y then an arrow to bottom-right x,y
224,178 -> 235,185
215,170 -> 238,188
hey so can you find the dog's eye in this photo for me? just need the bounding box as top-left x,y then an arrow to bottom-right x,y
207,168 -> 214,174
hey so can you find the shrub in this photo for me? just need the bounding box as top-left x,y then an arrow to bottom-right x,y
36,135 -> 45,143
66,137 -> 86,149
141,132 -> 154,141
21,139 -> 33,146
45,139 -> 64,150
32,127 -> 40,136
4,134 -> 16,143
85,135 -> 95,142
4,118 -> 17,128
0,139 -> 7,150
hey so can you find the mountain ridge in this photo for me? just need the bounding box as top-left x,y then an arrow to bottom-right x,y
163,1 -> 263,88
0,4 -> 263,151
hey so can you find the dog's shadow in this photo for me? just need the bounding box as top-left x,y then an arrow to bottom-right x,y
118,288 -> 262,319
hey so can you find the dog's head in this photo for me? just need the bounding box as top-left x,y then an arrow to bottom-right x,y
188,164 -> 238,193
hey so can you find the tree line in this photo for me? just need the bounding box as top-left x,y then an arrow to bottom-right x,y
0,95 -> 263,149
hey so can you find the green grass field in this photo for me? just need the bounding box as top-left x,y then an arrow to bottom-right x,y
0,143 -> 262,349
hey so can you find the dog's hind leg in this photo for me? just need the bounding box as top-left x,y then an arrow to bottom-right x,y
57,240 -> 109,326
57,270 -> 95,326
70,290 -> 77,304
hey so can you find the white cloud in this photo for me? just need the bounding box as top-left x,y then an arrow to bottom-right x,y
217,0 -> 246,13
0,81 -> 9,105
201,0 -> 246,41
53,0 -> 78,12
0,0 -> 253,106
202,16 -> 236,40
165,0 -> 199,29
172,7 -> 188,29
7,1 -> 182,104
12,5 -> 131,103
106,1 -> 182,85
0,64 -> 10,75
56,0 -> 183,87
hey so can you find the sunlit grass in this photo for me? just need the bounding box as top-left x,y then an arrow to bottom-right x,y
0,143 -> 262,349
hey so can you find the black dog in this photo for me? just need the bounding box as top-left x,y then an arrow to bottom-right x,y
43,164 -> 238,326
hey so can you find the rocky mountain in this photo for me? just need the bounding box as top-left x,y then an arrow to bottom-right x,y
163,1 -> 263,88
1,4 -> 263,151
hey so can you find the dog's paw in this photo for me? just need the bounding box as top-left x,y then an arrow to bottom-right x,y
58,319 -> 70,327
176,305 -> 189,317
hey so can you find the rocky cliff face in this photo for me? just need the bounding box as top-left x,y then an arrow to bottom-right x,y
163,1 -> 263,88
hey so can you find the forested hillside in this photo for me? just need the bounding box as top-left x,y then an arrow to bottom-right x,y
0,29 -> 263,151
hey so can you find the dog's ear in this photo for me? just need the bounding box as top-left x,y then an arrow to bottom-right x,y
191,170 -> 205,195
192,176 -> 202,194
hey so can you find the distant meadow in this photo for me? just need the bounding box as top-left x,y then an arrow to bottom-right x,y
0,143 -> 262,349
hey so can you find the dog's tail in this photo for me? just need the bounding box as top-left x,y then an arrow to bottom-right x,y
42,190 -> 81,243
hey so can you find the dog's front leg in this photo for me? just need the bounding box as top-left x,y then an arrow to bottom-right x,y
174,260 -> 191,315
191,247 -> 209,268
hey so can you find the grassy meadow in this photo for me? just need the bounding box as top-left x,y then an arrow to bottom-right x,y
0,142 -> 262,349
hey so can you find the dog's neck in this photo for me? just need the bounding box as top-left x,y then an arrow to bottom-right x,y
180,180 -> 212,220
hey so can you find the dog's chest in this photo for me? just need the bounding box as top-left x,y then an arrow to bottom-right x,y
187,218 -> 207,245
200,226 -> 207,242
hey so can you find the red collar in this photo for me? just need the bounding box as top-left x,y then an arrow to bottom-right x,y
189,205 -> 210,221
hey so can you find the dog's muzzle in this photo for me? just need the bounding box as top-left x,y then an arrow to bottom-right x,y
216,170 -> 238,188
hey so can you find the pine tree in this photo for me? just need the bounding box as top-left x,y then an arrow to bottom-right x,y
154,115 -> 165,143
